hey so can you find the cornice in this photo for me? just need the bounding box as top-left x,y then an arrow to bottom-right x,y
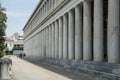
24,0 -> 70,40
23,0 -> 44,31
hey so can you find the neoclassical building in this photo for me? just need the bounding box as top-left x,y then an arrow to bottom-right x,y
23,0 -> 120,79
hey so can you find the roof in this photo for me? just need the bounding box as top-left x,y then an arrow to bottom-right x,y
5,37 -> 14,41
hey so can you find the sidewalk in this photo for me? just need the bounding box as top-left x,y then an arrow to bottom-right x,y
10,56 -> 95,80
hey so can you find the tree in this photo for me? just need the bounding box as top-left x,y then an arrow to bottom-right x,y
0,2 -> 7,58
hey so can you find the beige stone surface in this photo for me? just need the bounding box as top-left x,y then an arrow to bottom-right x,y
10,56 -> 95,80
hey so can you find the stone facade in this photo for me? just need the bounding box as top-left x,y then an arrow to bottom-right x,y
23,0 -> 120,79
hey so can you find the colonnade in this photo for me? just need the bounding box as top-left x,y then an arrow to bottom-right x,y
24,0 -> 66,38
24,0 -> 120,63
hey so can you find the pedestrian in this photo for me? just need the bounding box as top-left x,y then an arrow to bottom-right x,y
20,53 -> 22,58
23,53 -> 26,57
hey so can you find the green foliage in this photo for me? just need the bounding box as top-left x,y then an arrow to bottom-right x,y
0,51 -> 5,58
0,3 -> 7,58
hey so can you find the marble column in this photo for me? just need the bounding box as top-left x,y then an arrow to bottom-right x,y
48,0 -> 51,13
33,37 -> 35,58
63,14 -> 68,59
34,36 -> 36,59
45,2 -> 47,15
30,39 -> 32,58
68,10 -> 75,59
54,0 -> 56,8
36,35 -> 38,58
59,17 -> 63,59
36,35 -> 38,59
41,8 -> 43,20
55,20 -> 59,58
51,0 -> 53,11
52,23 -> 55,58
35,34 -> 38,60
48,25 -> 51,58
46,27 -> 49,57
47,26 -> 49,57
43,5 -> 45,17
41,31 -> 43,57
108,0 -> 120,63
83,1 -> 92,60
51,24 -> 53,58
94,0 -> 104,61
42,30 -> 44,57
45,28 -> 47,57
33,38 -> 35,58
35,36 -> 37,58
33,36 -> 34,57
50,25 -> 52,58
42,29 -> 45,57
49,0 -> 52,12
75,5 -> 83,60
46,1 -> 48,15
53,23 -> 55,58
44,4 -> 46,16
44,29 -> 46,57
39,32 -> 42,57
45,27 -> 48,57
33,37 -> 35,59
38,33 -> 40,57
37,34 -> 39,58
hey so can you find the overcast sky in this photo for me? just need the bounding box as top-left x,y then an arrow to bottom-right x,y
2,0 -> 39,37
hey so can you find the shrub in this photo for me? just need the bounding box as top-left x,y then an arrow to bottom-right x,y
0,51 -> 5,58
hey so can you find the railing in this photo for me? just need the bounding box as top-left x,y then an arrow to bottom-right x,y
13,47 -> 23,50
0,57 -> 13,80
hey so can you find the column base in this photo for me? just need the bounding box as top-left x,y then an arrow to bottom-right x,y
25,57 -> 120,80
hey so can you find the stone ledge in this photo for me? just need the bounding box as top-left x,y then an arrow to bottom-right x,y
0,57 -> 13,80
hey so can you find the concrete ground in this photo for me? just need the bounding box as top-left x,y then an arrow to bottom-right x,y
10,56 -> 95,80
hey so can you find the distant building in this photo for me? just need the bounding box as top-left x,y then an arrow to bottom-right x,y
5,37 -> 14,54
10,33 -> 24,56
10,32 -> 21,41
4,32 -> 24,55
14,38 -> 23,48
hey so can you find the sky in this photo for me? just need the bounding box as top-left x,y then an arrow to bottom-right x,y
1,0 -> 39,37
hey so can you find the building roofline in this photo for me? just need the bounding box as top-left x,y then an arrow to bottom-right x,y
5,37 -> 14,41
23,0 -> 43,31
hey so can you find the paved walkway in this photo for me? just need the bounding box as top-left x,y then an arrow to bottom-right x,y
10,56 -> 95,80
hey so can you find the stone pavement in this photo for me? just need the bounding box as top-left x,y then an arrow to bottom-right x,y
10,56 -> 95,80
